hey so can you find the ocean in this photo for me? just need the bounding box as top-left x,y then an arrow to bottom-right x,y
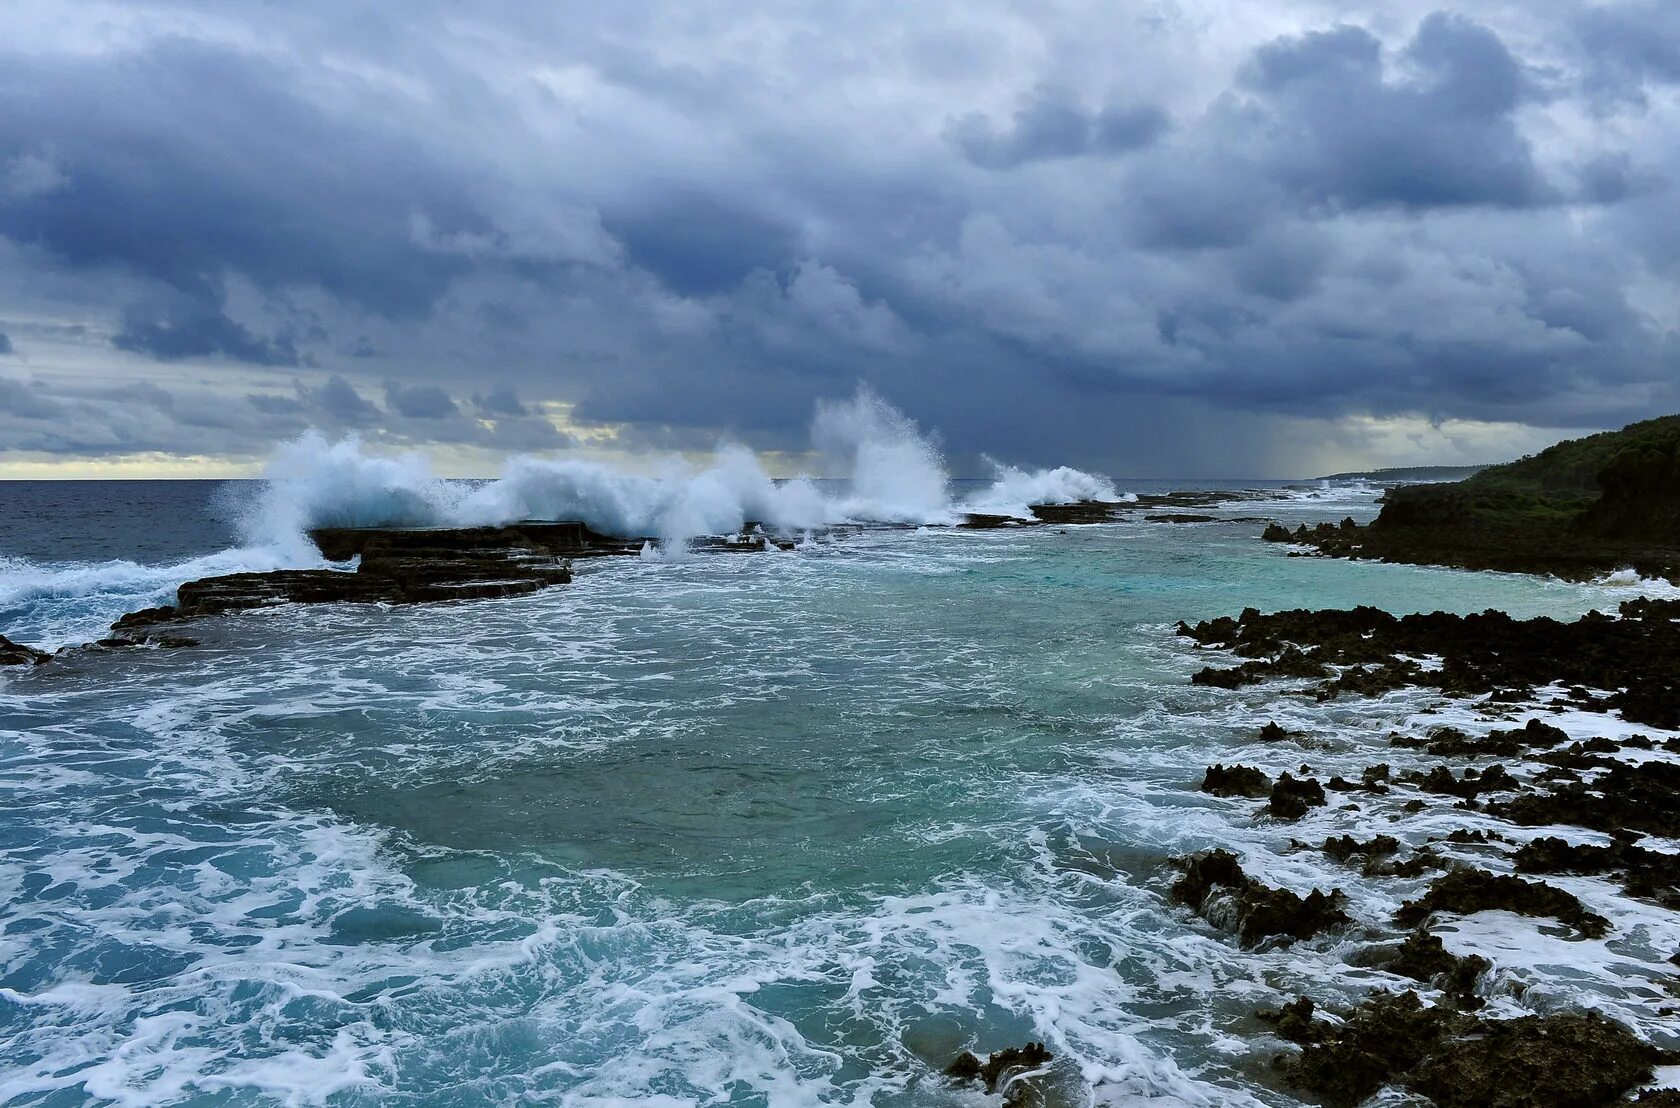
1,439 -> 1674,1105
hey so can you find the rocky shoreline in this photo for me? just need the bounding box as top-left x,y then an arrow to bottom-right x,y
1168,598 -> 1680,1105
1,491 -> 1276,665
1271,414 -> 1680,581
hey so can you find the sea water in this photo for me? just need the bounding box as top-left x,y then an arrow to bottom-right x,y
3,412 -> 1674,1105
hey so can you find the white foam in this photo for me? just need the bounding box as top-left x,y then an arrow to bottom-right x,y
963,460 -> 1122,519
237,387 -> 1115,547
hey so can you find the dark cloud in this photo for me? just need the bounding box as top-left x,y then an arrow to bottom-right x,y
298,374 -> 379,425
0,376 -> 62,418
383,381 -> 459,419
952,88 -> 1166,168
610,195 -> 799,296
113,283 -> 300,365
1245,14 -> 1546,211
472,383 -> 529,417
0,4 -> 1676,475
0,331 -> 11,355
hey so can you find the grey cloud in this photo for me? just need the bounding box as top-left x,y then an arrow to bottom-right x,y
383,380 -> 459,419
952,87 -> 1166,169
1575,1 -> 1680,103
0,376 -> 63,419
0,4 -> 1678,476
1244,14 -> 1546,211
0,331 -> 11,355
298,374 -> 379,425
472,384 -> 529,417
113,283 -> 301,366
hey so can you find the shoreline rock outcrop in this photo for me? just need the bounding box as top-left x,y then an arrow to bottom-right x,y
1271,413 -> 1680,581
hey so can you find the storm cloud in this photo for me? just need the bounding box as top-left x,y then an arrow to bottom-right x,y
1,2 -> 1677,475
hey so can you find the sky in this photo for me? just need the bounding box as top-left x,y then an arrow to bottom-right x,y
1,0 -> 1677,479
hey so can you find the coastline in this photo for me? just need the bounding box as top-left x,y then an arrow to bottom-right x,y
3,475 -> 1677,1104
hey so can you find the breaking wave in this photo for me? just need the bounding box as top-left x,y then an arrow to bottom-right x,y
240,387 -> 1117,549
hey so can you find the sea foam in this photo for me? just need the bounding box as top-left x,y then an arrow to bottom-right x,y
239,387 -> 1115,549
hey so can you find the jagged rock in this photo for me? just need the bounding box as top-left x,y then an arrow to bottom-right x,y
1201,764 -> 1271,798
1514,836 -> 1680,909
1394,868 -> 1610,938
946,1042 -> 1053,1101
1267,772 -> 1327,819
1170,850 -> 1350,947
1323,834 -> 1399,862
1384,931 -> 1490,1006
0,634 -> 50,666
1257,720 -> 1293,741
1178,602 -> 1680,730
1489,760 -> 1680,838
1272,990 -> 1663,1108
1262,522 -> 1294,542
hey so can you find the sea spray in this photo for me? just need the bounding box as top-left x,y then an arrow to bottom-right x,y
964,460 -> 1125,519
811,386 -> 954,524
240,431 -> 464,554
223,389 -> 1122,551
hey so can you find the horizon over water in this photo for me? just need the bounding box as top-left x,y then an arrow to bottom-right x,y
4,393 -> 1672,1105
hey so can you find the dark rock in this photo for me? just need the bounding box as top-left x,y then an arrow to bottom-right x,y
1274,990 -> 1468,1107
1262,522 -> 1295,542
1385,931 -> 1490,1006
1515,836 -> 1680,910
1323,835 -> 1399,862
1268,773 -> 1327,819
0,634 -> 50,666
1273,990 -> 1662,1108
1258,996 -> 1318,1042
1394,868 -> 1610,938
1201,764 -> 1271,798
1170,850 -> 1350,947
1489,760 -> 1680,838
946,1042 -> 1053,1098
1177,602 -> 1680,730
1257,720 -> 1294,742
1408,1010 -> 1664,1108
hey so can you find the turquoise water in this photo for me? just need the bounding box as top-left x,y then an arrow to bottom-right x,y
0,506 -> 1665,1105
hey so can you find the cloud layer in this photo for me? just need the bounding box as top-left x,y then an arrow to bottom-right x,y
1,2 -> 1677,475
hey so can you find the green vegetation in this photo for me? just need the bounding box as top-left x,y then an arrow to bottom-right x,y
1460,414 -> 1680,499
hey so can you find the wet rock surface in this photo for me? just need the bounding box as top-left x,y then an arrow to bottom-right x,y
946,1042 -> 1053,1104
1394,867 -> 1611,938
1178,600 -> 1680,729
1201,763 -> 1272,797
0,634 -> 50,665
1267,772 -> 1328,819
1171,850 -> 1351,947
1268,990 -> 1667,1108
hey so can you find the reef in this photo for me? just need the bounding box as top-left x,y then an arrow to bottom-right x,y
1170,850 -> 1351,947
1266,991 -> 1669,1108
1200,763 -> 1272,797
1394,868 -> 1611,938
1177,599 -> 1680,729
